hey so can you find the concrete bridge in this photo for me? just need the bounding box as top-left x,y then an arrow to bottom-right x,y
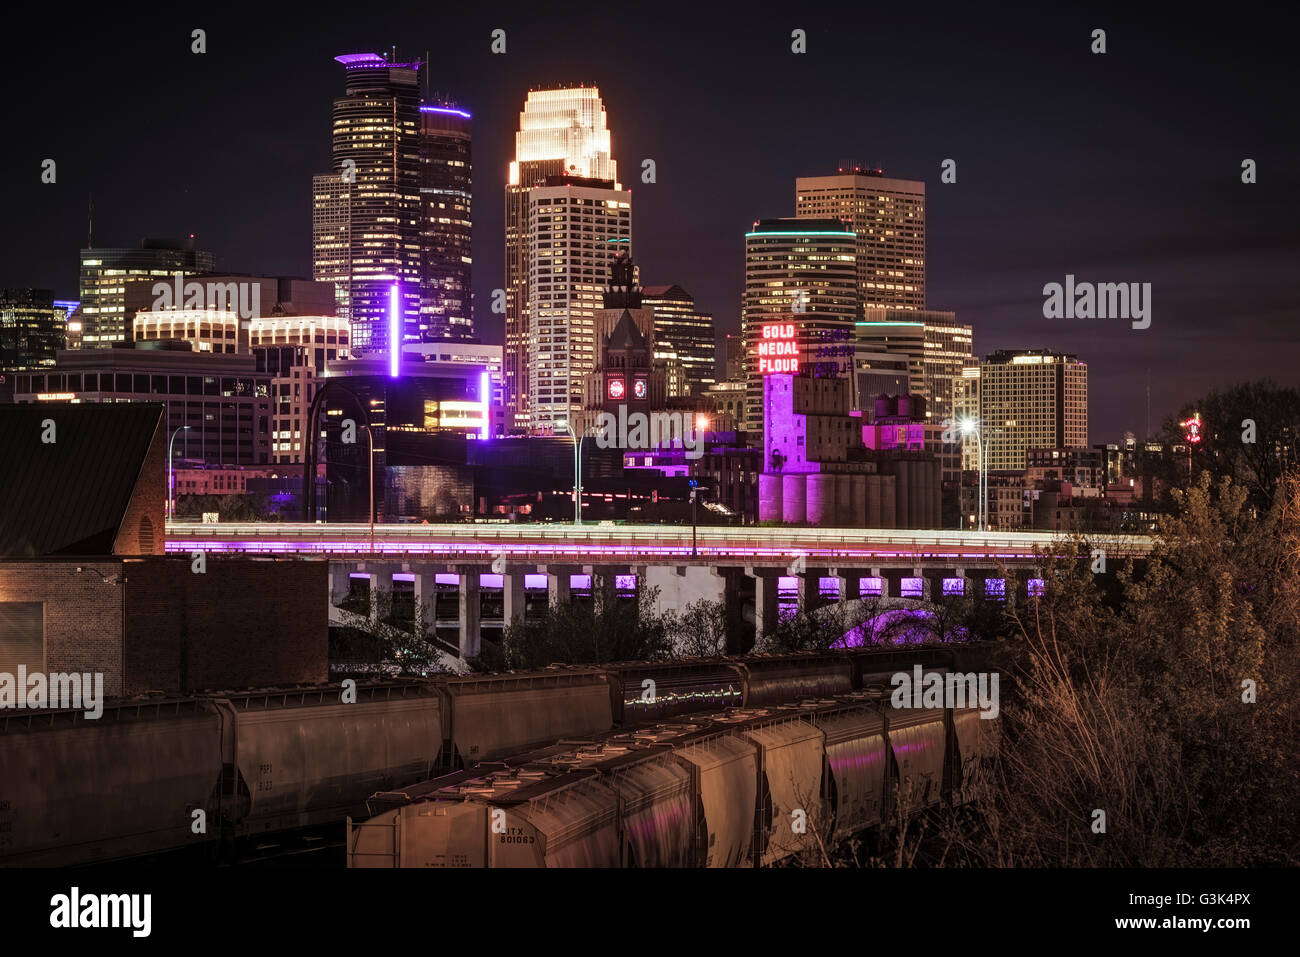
166,522 -> 1153,658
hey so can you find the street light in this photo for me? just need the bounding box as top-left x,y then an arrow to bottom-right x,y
167,425 -> 191,521
555,418 -> 588,525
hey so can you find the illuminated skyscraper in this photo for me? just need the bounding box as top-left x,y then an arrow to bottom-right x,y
642,285 -> 715,396
505,86 -> 624,430
524,174 -> 632,430
741,218 -> 857,428
419,104 -> 473,340
796,167 -> 926,309
312,53 -> 433,355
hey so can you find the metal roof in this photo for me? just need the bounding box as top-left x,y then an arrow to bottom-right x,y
0,402 -> 163,558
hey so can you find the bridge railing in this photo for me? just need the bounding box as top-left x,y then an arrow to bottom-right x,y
165,521 -> 1153,560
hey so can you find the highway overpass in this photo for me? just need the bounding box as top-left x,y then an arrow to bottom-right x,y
165,522 -> 1154,658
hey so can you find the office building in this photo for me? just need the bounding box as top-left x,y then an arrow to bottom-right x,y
856,308 -> 973,426
796,166 -> 926,309
311,52 -> 424,354
79,239 -> 215,347
505,86 -> 622,430
249,316 -> 351,463
8,341 -> 272,465
978,350 -> 1088,472
642,284 -> 715,395
741,218 -> 857,428
523,174 -> 632,430
419,104 -> 474,340
1,289 -> 67,369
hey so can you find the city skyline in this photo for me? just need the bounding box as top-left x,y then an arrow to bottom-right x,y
2,7 -> 1296,443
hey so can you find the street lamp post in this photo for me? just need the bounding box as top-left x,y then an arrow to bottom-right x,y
167,425 -> 191,521
556,419 -> 587,525
357,420 -> 375,552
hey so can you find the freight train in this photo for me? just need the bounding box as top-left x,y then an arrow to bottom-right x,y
0,644 -> 993,866
347,685 -> 1000,867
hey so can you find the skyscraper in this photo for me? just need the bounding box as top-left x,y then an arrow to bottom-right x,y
0,289 -> 66,370
796,167 -> 926,309
856,307 -> 973,426
504,86 -> 626,431
524,174 -> 632,429
78,239 -> 215,347
419,104 -> 473,340
642,284 -> 715,396
978,350 -> 1088,472
741,218 -> 857,428
312,53 -> 424,355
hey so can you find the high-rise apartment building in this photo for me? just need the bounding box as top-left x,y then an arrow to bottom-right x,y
856,308 -> 973,426
312,53 -> 428,355
642,284 -> 714,396
505,86 -> 622,430
0,289 -> 67,369
79,239 -> 215,347
741,218 -> 857,428
795,167 -> 926,310
978,350 -> 1088,472
419,104 -> 473,340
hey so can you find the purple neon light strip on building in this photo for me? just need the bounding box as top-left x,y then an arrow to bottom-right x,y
420,105 -> 472,119
389,284 -> 400,377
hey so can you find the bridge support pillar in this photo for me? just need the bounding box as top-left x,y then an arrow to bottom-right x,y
748,567 -> 782,640
881,568 -> 907,602
543,566 -> 573,608
457,567 -> 481,660
328,562 -> 352,607
798,568 -> 829,614
503,571 -> 527,628
413,570 -> 436,628
363,567 -> 392,623
831,568 -> 862,603
871,567 -> 887,598
714,567 -> 750,654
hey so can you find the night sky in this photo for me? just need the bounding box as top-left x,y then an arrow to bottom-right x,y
4,3 -> 1295,440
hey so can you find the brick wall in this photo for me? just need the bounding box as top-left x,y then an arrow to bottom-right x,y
124,557 -> 327,693
0,561 -> 126,695
113,415 -> 167,555
0,557 -> 327,699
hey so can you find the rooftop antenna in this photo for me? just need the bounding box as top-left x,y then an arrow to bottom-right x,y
87,194 -> 93,249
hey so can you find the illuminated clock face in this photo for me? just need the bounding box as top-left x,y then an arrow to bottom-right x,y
607,378 -> 625,400
633,379 -> 647,399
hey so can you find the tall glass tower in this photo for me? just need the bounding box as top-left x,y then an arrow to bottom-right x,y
504,86 -> 624,430
312,53 -> 424,356
419,104 -> 474,341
